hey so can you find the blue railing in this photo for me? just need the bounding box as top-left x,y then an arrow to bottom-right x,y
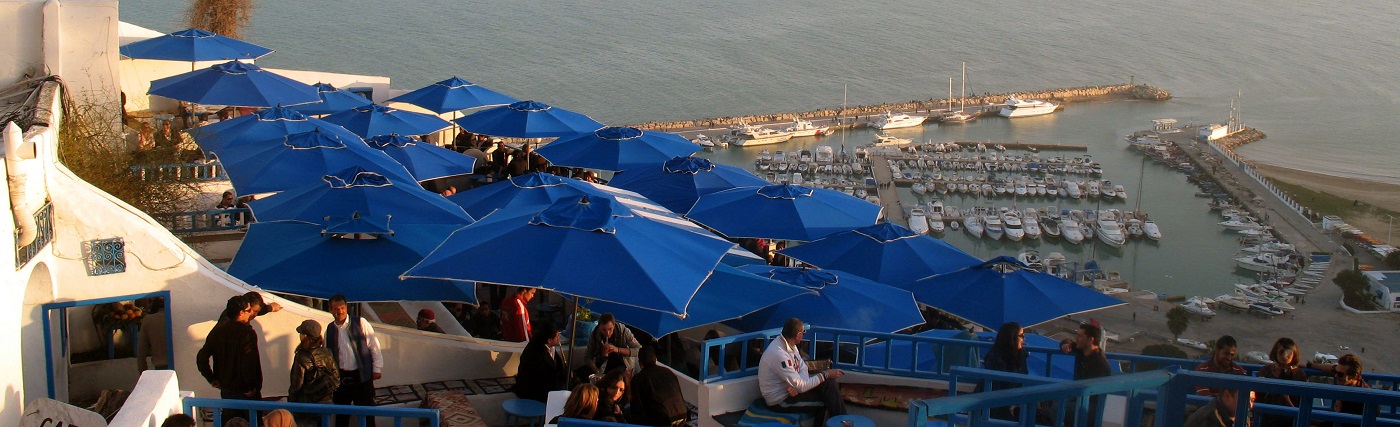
130,160 -> 227,182
15,200 -> 53,269
182,397 -> 439,427
154,208 -> 251,234
557,418 -> 652,426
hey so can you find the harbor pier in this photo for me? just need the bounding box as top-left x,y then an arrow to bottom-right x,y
868,154 -> 907,226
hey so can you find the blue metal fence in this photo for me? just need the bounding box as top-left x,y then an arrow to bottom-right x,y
154,208 -> 252,234
182,397 -> 439,427
15,200 -> 52,269
130,161 -> 227,182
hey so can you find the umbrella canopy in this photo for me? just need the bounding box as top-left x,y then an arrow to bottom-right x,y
910,256 -> 1127,329
859,330 -> 1092,379
453,100 -> 603,138
581,264 -> 812,337
320,104 -> 452,138
228,221 -> 477,303
120,28 -> 273,61
728,266 -> 924,333
387,77 -> 518,114
148,60 -> 320,107
245,166 -> 474,227
687,184 -> 883,241
366,134 -> 477,181
778,222 -> 980,289
290,82 -> 373,115
445,172 -> 614,219
213,128 -> 417,194
608,156 -> 770,214
404,195 -> 735,314
534,126 -> 700,171
187,106 -> 363,155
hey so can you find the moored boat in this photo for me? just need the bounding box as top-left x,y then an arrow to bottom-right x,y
998,95 -> 1059,118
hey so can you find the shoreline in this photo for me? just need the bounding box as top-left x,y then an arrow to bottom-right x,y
1250,162 -> 1400,240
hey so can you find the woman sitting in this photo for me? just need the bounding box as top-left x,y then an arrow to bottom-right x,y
548,384 -> 599,424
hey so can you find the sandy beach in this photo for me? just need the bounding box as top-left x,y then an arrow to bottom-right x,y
1252,162 -> 1400,241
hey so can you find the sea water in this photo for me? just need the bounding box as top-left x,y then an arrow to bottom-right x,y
115,0 -> 1397,297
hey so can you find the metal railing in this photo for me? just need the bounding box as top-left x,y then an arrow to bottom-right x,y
182,397 -> 439,427
130,160 -> 227,182
154,208 -> 251,234
15,200 -> 53,269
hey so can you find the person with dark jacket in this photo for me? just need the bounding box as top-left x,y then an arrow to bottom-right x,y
629,346 -> 689,426
510,322 -> 565,402
289,319 -> 339,404
594,369 -> 628,424
982,322 -> 1029,421
197,295 -> 263,400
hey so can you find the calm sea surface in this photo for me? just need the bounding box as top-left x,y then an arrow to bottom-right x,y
118,0 -> 1399,296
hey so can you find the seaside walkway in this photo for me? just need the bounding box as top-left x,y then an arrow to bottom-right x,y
868,154 -> 907,226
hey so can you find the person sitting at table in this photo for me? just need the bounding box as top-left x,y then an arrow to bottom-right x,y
758,318 -> 846,425
594,369 -> 629,424
629,346 -> 689,426
509,322 -> 565,402
583,313 -> 642,376
549,384 -> 600,424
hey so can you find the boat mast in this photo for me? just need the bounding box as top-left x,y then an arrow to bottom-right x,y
960,62 -> 968,112
947,77 -> 955,116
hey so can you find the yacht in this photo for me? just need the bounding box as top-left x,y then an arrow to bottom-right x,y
1249,302 -> 1285,316
998,96 -> 1059,118
984,210 -> 1006,240
690,134 -> 715,148
1180,300 -> 1217,317
908,207 -> 930,235
1000,208 -> 1024,241
872,133 -> 913,146
1022,207 -> 1042,240
1016,249 -> 1043,270
1039,210 -> 1062,239
1214,294 -> 1251,311
873,110 -> 927,130
1142,219 -> 1162,240
726,122 -> 794,146
782,118 -> 830,138
927,201 -> 946,233
815,145 -> 835,163
964,208 -> 986,238
1060,214 -> 1084,244
1094,209 -> 1126,248
1235,254 -> 1289,272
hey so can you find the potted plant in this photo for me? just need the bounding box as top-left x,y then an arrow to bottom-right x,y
570,303 -> 598,344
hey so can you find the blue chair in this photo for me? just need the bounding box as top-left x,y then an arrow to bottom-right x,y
503,398 -> 547,427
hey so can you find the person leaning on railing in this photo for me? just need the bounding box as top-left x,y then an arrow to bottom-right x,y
1306,354 -> 1371,427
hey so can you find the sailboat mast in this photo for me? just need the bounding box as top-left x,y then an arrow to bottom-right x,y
960,62 -> 967,111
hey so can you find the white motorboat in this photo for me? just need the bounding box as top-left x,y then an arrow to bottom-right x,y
911,182 -> 927,194
690,134 -> 715,148
873,133 -> 913,146
1249,302 -> 1284,316
909,208 -> 930,235
927,201 -> 946,233
1180,300 -> 1217,317
1235,254 -> 1289,272
984,211 -> 1006,240
782,118 -> 830,138
1143,220 -> 1162,241
963,209 -> 985,237
1095,209 -> 1126,248
1124,217 -> 1144,238
1000,208 -> 1024,241
1017,249 -> 1043,270
1040,210 -> 1062,239
1022,208 -> 1042,240
873,110 -> 926,130
815,145 -> 835,163
998,95 -> 1059,118
1214,294 -> 1250,310
1065,181 -> 1082,199
1245,351 -> 1271,364
1060,215 -> 1084,244
1176,338 -> 1209,350
726,123 -> 794,146
1219,217 -> 1266,230
1242,242 -> 1294,254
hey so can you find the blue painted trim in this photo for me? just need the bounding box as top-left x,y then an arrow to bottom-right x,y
41,291 -> 173,399
183,397 -> 440,427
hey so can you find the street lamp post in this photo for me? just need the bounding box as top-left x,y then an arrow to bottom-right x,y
1388,214 -> 1395,246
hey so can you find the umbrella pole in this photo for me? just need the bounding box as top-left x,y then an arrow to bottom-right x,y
565,295 -> 580,385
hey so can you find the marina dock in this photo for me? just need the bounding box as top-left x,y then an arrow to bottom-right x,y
868,154 -> 906,226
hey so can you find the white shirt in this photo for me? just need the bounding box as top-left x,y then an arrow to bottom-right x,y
758,337 -> 823,405
331,317 -> 383,373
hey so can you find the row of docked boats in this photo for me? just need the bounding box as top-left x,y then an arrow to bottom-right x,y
884,147 -> 1110,176
903,203 -> 1162,245
1179,236 -> 1326,319
691,118 -> 833,148
908,173 -> 1127,201
867,95 -> 1059,129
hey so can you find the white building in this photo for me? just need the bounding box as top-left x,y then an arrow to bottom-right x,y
1363,270 -> 1400,311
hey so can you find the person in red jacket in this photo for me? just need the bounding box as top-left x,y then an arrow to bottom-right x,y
503,287 -> 537,342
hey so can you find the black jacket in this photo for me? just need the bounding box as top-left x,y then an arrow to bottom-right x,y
629,365 -> 688,426
510,341 -> 566,402
196,320 -> 262,395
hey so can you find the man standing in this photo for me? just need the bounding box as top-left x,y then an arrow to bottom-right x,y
1068,323 -> 1111,427
325,295 -> 383,427
503,288 -> 536,342
758,318 -> 845,425
1194,335 -> 1245,396
196,295 -> 263,400
630,346 -> 689,426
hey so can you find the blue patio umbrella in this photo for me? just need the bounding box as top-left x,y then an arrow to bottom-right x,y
403,195 -> 735,315
608,156 -> 770,214
910,256 -> 1127,329
387,76 -> 518,113
320,104 -> 452,138
778,222 -> 980,289
728,266 -> 924,333
859,330 -> 1093,379
445,172 -> 615,219
120,28 -> 273,62
452,100 -> 604,138
366,134 -> 477,181
187,106 -> 363,155
534,126 -> 700,171
581,264 -> 813,337
148,60 -> 320,107
228,221 -> 477,303
686,184 -> 883,241
245,167 -> 474,226
213,128 -> 417,194
290,82 -> 373,115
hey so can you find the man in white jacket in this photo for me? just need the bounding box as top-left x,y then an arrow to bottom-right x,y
758,318 -> 846,424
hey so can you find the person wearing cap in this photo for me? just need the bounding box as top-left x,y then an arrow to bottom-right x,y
416,309 -> 445,333
289,319 -> 339,405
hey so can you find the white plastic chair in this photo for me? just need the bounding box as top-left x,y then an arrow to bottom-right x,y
543,389 -> 571,427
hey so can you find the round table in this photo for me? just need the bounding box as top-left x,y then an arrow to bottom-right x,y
826,414 -> 875,427
502,398 -> 546,427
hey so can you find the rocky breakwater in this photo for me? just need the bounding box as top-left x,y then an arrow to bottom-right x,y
630,83 -> 1171,132
1214,127 -> 1268,151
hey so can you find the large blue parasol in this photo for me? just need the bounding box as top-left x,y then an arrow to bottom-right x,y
910,256 -> 1127,329
445,172 -> 615,219
290,82 -> 373,115
366,134 -> 476,181
187,106 -> 362,155
534,126 -> 700,171
228,221 -> 477,303
387,77 -> 518,113
120,28 -> 273,61
403,195 -> 735,315
686,184 -> 883,241
452,100 -> 603,138
607,156 -> 770,214
581,264 -> 813,337
148,60 -> 319,107
320,104 -> 452,138
778,222 -> 980,289
212,128 -> 417,194
728,266 -> 924,333
245,167 -> 473,228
